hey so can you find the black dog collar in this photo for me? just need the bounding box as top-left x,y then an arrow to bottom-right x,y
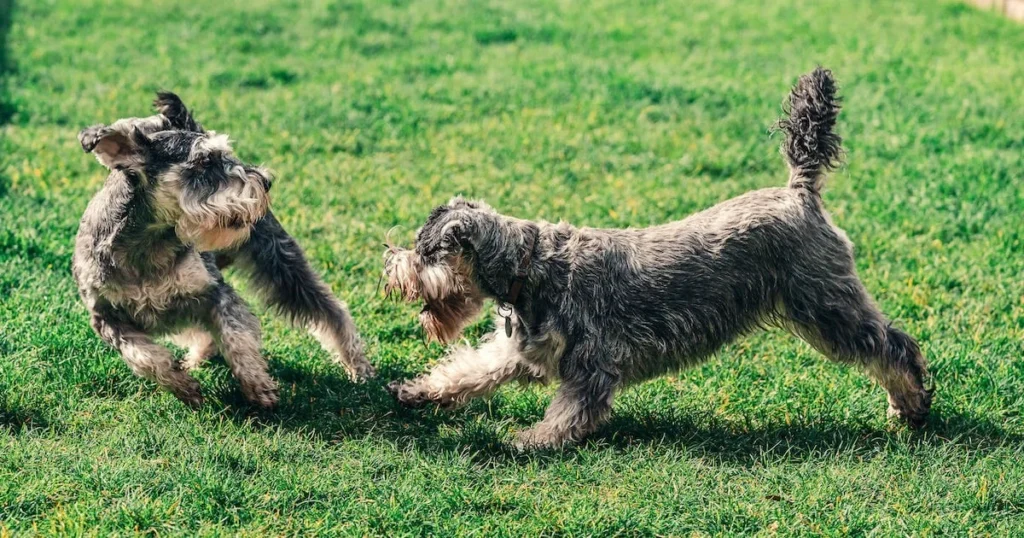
498,228 -> 537,337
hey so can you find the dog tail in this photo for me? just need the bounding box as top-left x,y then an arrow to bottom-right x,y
775,67 -> 843,193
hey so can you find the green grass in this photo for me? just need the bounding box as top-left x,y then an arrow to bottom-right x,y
1,0 -> 1023,534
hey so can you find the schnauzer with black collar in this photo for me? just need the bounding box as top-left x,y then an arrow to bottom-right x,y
73,93 -> 373,408
384,68 -> 932,449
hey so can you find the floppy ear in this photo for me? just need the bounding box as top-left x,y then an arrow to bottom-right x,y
154,91 -> 204,133
78,125 -> 150,170
440,218 -> 475,250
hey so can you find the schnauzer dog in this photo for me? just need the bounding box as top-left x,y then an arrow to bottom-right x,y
384,68 -> 932,449
73,93 -> 373,408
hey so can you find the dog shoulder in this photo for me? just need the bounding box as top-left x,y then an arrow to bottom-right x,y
74,171 -> 143,286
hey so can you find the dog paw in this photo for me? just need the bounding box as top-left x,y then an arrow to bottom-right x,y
386,380 -> 431,409
888,403 -> 930,429
344,359 -> 377,383
512,428 -> 569,451
78,125 -> 112,152
887,387 -> 933,429
170,377 -> 204,409
180,352 -> 207,372
241,378 -> 279,409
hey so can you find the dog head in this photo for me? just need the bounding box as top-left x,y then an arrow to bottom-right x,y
78,94 -> 271,252
384,197 -> 534,344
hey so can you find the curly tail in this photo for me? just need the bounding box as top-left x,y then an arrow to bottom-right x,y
776,67 -> 843,193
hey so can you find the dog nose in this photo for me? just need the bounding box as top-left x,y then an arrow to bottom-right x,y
262,176 -> 272,192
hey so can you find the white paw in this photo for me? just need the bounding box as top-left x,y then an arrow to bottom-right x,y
180,351 -> 207,372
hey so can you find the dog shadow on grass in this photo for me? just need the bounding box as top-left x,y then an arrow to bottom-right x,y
212,358 -> 1024,468
0,395 -> 55,434
218,359 -> 512,447
41,343 -> 1024,467
592,408 -> 1022,464
0,0 -> 13,111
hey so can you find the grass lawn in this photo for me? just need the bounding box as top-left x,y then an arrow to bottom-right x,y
2,0 -> 1023,535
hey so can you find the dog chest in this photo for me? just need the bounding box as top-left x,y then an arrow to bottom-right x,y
101,253 -> 215,317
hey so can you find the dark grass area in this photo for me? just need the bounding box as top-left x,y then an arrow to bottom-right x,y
0,0 -> 14,196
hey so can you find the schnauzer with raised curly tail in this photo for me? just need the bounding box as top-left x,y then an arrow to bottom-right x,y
384,68 -> 932,449
73,93 -> 373,408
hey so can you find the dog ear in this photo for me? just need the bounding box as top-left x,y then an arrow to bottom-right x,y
78,125 -> 150,170
244,166 -> 273,192
447,196 -> 486,210
154,91 -> 204,133
440,218 -> 474,251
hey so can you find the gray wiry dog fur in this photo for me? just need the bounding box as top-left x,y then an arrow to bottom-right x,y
73,93 -> 373,408
385,68 -> 932,449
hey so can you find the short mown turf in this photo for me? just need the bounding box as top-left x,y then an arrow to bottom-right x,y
1,0 -> 1023,535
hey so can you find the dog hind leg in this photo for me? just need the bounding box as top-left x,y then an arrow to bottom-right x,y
782,271 -> 932,427
168,328 -> 217,371
207,287 -> 279,408
92,315 -> 204,407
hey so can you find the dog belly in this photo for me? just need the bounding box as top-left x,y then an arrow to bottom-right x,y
608,302 -> 762,385
618,346 -> 717,385
108,297 -> 213,335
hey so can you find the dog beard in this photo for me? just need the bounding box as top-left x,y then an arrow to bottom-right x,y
189,226 -> 252,252
172,168 -> 268,252
384,247 -> 484,344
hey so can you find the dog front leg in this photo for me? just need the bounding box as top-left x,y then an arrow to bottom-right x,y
388,331 -> 545,409
207,287 -> 278,408
234,212 -> 374,381
92,314 -> 204,408
514,344 -> 618,450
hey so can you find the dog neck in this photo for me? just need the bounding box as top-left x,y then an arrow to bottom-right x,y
467,215 -> 541,312
502,226 -> 537,307
100,172 -> 193,276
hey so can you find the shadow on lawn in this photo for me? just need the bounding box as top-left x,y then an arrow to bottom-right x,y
216,358 -> 1024,467
0,381 -> 56,434
0,404 -> 52,434
593,407 -> 1022,460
